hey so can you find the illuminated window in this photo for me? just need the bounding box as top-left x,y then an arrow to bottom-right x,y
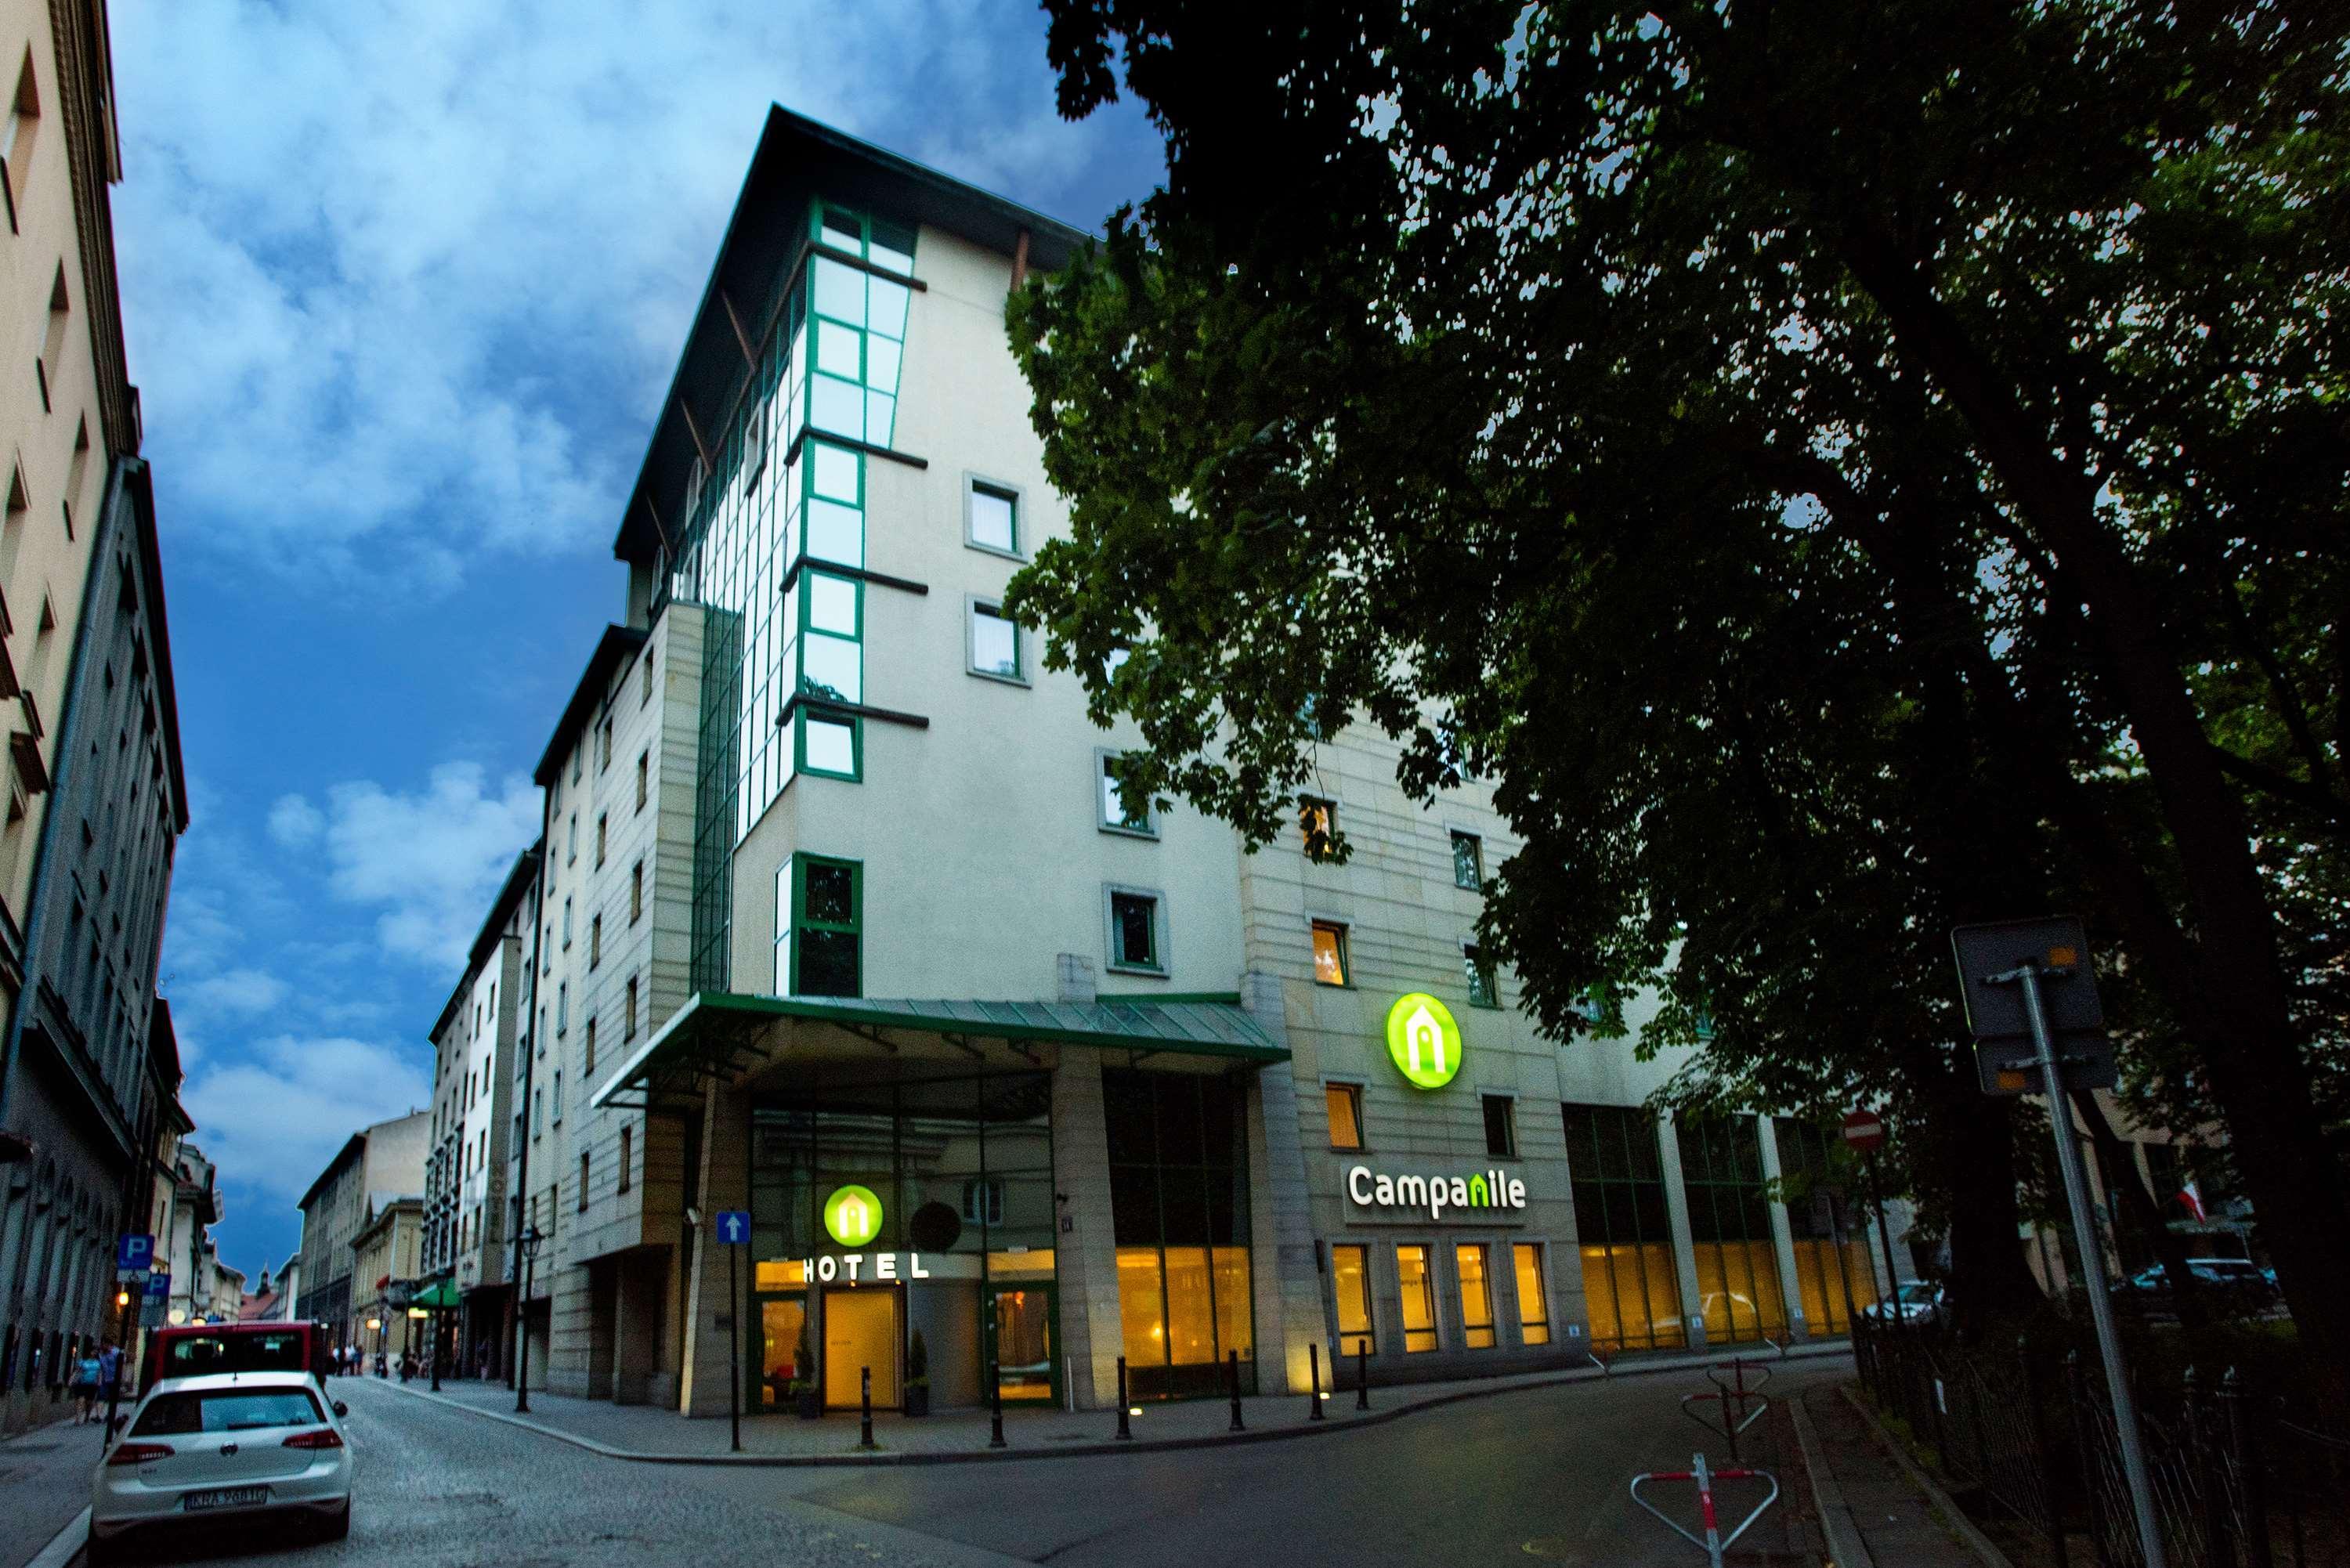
1450,830 -> 1483,890
1458,1244 -> 1495,1349
1311,920 -> 1349,987
1300,796 -> 1336,860
1514,1243 -> 1551,1346
1332,1244 -> 1374,1358
1563,1103 -> 1687,1353
1677,1116 -> 1791,1346
1397,1245 -> 1437,1352
1325,1083 -> 1364,1151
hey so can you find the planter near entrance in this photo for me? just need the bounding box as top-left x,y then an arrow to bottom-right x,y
792,1327 -> 820,1419
905,1329 -> 931,1417
795,1385 -> 822,1420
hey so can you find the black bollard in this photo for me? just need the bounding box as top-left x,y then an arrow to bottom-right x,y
1309,1342 -> 1325,1420
859,1366 -> 874,1451
1356,1341 -> 1369,1411
1116,1357 -> 1132,1440
1228,1349 -> 1244,1433
989,1358 -> 1006,1448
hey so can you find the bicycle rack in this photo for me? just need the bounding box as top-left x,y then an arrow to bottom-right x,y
1630,1451 -> 1781,1567
1679,1357 -> 1773,1460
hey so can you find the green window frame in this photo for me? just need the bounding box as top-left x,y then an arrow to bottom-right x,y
804,201 -> 913,449
776,854 -> 862,998
967,598 -> 1023,683
795,710 -> 861,782
1104,883 -> 1166,976
1450,829 -> 1484,891
965,475 -> 1021,558
1097,750 -> 1155,837
795,566 -> 862,706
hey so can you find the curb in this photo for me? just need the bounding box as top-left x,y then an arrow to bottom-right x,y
385,1339 -> 1854,1468
24,1507 -> 88,1568
1837,1382 -> 2016,1568
1791,1393 -> 1875,1568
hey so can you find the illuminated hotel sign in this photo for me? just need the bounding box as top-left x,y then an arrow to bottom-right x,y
1346,1164 -> 1528,1221
1385,993 -> 1462,1089
823,1184 -> 884,1248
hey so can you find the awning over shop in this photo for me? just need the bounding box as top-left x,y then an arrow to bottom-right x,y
407,1278 -> 461,1310
590,990 -> 1287,1111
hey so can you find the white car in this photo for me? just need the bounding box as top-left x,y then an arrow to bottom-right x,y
89,1371 -> 352,1563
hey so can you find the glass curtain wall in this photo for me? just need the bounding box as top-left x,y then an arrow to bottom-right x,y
1104,1068 -> 1255,1399
1773,1118 -> 1878,1335
678,201 -> 916,991
1676,1117 -> 1791,1345
1561,1104 -> 1687,1352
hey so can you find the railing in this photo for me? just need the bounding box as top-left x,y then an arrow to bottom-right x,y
1853,1316 -> 2349,1566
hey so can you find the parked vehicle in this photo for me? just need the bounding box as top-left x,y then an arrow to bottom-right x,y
1858,1280 -> 1947,1325
2112,1257 -> 2280,1313
89,1372 -> 352,1563
138,1322 -> 334,1394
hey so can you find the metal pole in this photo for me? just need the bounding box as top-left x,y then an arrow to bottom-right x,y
1227,1348 -> 1244,1432
988,1357 -> 1005,1448
1356,1341 -> 1369,1411
431,1304 -> 443,1392
1828,1186 -> 1860,1335
859,1366 -> 873,1451
1115,1357 -> 1132,1439
1867,1150 -> 1901,1335
2013,963 -> 2168,1568
727,1243 -> 741,1453
1309,1342 -> 1324,1420
515,1256 -> 533,1413
103,1291 -> 132,1446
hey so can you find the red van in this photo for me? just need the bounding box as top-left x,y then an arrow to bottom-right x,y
139,1321 -> 334,1393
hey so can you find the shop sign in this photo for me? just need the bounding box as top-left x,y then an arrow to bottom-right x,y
1385,993 -> 1462,1089
1346,1164 -> 1528,1221
824,1184 -> 884,1247
805,1251 -> 933,1284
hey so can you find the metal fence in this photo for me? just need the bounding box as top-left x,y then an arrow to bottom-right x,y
1853,1317 -> 2350,1567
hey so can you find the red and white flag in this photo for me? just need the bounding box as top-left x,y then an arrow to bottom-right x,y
2176,1180 -> 2207,1223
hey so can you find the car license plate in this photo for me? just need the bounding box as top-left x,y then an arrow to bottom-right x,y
183,1486 -> 269,1512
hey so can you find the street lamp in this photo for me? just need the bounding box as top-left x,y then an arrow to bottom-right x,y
514,1226 -> 544,1414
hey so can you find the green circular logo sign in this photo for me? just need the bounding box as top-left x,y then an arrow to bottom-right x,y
823,1184 -> 884,1248
1386,993 -> 1463,1089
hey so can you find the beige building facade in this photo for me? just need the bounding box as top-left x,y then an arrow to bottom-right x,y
294,1109 -> 427,1351
349,1195 -> 421,1367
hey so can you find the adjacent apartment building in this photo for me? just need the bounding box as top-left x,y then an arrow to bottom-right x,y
293,1110 -> 427,1352
0,0 -> 186,1436
418,109 -> 1903,1425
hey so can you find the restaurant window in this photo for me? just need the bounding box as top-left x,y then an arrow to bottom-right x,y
1561,1103 -> 1686,1353
1463,942 -> 1499,1008
1451,829 -> 1483,890
1677,1115 -> 1791,1346
777,854 -> 861,997
1105,1068 -> 1254,1399
1311,919 -> 1349,986
1457,1243 -> 1496,1349
1773,1118 -> 1878,1335
1396,1245 -> 1438,1352
1513,1243 -> 1551,1346
1325,1082 -> 1364,1151
1332,1243 -> 1374,1358
1483,1095 -> 1517,1158
1300,796 -> 1336,861
1104,886 -> 1163,974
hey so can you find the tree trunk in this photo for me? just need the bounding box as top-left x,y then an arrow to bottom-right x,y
1934,1087 -> 2044,1336
2070,1090 -> 2213,1343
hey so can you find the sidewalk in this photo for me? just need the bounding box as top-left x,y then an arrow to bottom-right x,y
389,1338 -> 1856,1465
1791,1383 -> 2006,1568
0,1412 -> 104,1568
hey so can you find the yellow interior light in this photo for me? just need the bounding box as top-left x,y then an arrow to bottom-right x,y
2048,945 -> 2077,967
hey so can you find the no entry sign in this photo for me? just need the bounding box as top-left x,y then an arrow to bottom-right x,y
1842,1110 -> 1886,1152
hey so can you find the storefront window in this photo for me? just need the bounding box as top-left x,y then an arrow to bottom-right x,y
1678,1116 -> 1791,1345
1105,1068 -> 1255,1398
1513,1243 -> 1550,1346
1773,1118 -> 1878,1335
1397,1245 -> 1438,1352
1457,1244 -> 1495,1349
1332,1243 -> 1374,1357
1563,1103 -> 1687,1353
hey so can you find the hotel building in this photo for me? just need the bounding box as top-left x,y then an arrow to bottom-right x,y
485,108 -> 1900,1418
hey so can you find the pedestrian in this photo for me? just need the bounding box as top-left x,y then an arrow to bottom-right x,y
70,1346 -> 103,1424
97,1340 -> 122,1417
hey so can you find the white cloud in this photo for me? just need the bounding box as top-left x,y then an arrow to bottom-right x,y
111,0 -> 1137,593
317,761 -> 540,969
183,1035 -> 431,1204
181,966 -> 290,1017
266,793 -> 324,847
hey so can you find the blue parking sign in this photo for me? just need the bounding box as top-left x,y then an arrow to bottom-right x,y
117,1234 -> 154,1272
715,1211 -> 750,1245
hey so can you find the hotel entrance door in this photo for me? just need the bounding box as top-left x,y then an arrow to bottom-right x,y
822,1288 -> 899,1409
985,1282 -> 1058,1404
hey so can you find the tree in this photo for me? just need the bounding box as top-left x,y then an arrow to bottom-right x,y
1012,0 -> 2350,1389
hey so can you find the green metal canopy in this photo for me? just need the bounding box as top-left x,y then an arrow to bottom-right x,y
407,1278 -> 461,1310
590,990 -> 1287,1111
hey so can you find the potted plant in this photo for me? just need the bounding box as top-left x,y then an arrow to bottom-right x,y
792,1327 -> 821,1420
904,1328 -> 930,1418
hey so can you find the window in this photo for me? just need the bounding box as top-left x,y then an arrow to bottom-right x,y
1562,1104 -> 1687,1353
1483,1095 -> 1517,1158
617,1125 -> 632,1194
1397,1245 -> 1438,1352
1451,830 -> 1484,891
1513,1243 -> 1551,1346
967,599 -> 1021,682
598,719 -> 613,771
966,478 -> 1019,556
595,813 -> 606,867
1104,886 -> 1163,974
1325,1083 -> 1364,1151
1678,1116 -> 1791,1346
797,710 -> 859,780
556,981 -> 568,1035
635,750 -> 648,811
1300,796 -> 1336,860
532,1087 -> 544,1136
1458,1244 -> 1496,1349
583,1017 -> 596,1077
1332,1243 -> 1374,1358
778,854 -> 862,996
796,567 -> 862,705
624,977 -> 638,1042
1464,942 -> 1499,1008
960,1177 -> 1004,1225
640,652 -> 654,706
1311,920 -> 1350,986
562,896 -> 573,947
1097,750 -> 1154,836
630,861 -> 643,923
567,811 -> 577,863
551,1069 -> 563,1125
578,1153 -> 590,1212
1104,1068 -> 1255,1400
589,913 -> 602,969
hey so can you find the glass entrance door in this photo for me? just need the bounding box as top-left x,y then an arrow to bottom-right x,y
755,1297 -> 807,1408
985,1283 -> 1058,1404
822,1288 -> 898,1409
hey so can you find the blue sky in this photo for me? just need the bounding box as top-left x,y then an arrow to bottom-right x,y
111,1 -> 1162,1284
